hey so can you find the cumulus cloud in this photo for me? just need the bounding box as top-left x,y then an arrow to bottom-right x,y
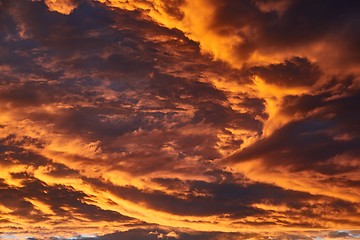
44,0 -> 77,15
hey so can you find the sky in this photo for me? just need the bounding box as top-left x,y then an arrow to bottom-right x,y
0,0 -> 359,239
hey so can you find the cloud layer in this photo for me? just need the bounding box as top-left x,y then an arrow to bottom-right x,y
0,0 -> 359,239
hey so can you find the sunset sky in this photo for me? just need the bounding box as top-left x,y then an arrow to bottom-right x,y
0,0 -> 359,239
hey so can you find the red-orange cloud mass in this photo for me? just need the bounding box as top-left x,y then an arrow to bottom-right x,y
0,0 -> 359,239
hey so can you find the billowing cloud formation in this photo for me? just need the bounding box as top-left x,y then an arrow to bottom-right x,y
44,0 -> 77,14
0,0 -> 359,239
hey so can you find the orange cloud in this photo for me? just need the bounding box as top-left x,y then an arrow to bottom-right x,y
0,0 -> 359,239
44,0 -> 77,15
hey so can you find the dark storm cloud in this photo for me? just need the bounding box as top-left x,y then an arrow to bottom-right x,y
9,0 -> 113,47
0,1 -> 272,235
237,97 -> 267,119
208,0 -> 360,69
320,177 -> 360,189
84,176 -> 265,218
0,0 -> 162,83
83,175 -> 359,227
0,0 -> 260,149
257,0 -> 360,46
0,136 -> 134,222
30,106 -> 142,139
0,179 -> 49,222
252,57 -> 322,87
0,175 -> 132,223
0,81 -> 61,107
0,0 -> 359,238
228,119 -> 360,175
160,0 -> 186,20
0,135 -> 48,166
227,76 -> 360,175
0,0 -> 266,183
282,77 -> 360,135
0,135 -> 80,177
147,73 -> 263,132
192,101 -> 262,131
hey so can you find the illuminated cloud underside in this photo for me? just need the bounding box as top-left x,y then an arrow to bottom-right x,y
0,0 -> 359,239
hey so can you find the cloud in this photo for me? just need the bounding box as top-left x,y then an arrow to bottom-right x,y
227,76 -> 360,180
78,228 -> 261,240
251,57 -> 322,87
0,174 -> 133,234
0,0 -> 359,239
44,0 -> 78,15
204,0 -> 360,70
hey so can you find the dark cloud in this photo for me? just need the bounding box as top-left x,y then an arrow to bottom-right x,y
0,135 -> 82,179
0,81 -> 61,107
83,175 -> 359,228
282,78 -> 360,136
0,0 -> 255,184
0,176 -> 132,223
259,0 -> 360,45
0,135 -> 128,224
252,57 -> 321,87
0,136 -> 48,167
0,0 -> 359,238
208,0 -> 360,68
237,97 -> 267,119
0,0 -> 259,159
227,118 -> 360,175
160,0 -> 186,20
228,77 -> 360,175
84,176 -> 265,218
